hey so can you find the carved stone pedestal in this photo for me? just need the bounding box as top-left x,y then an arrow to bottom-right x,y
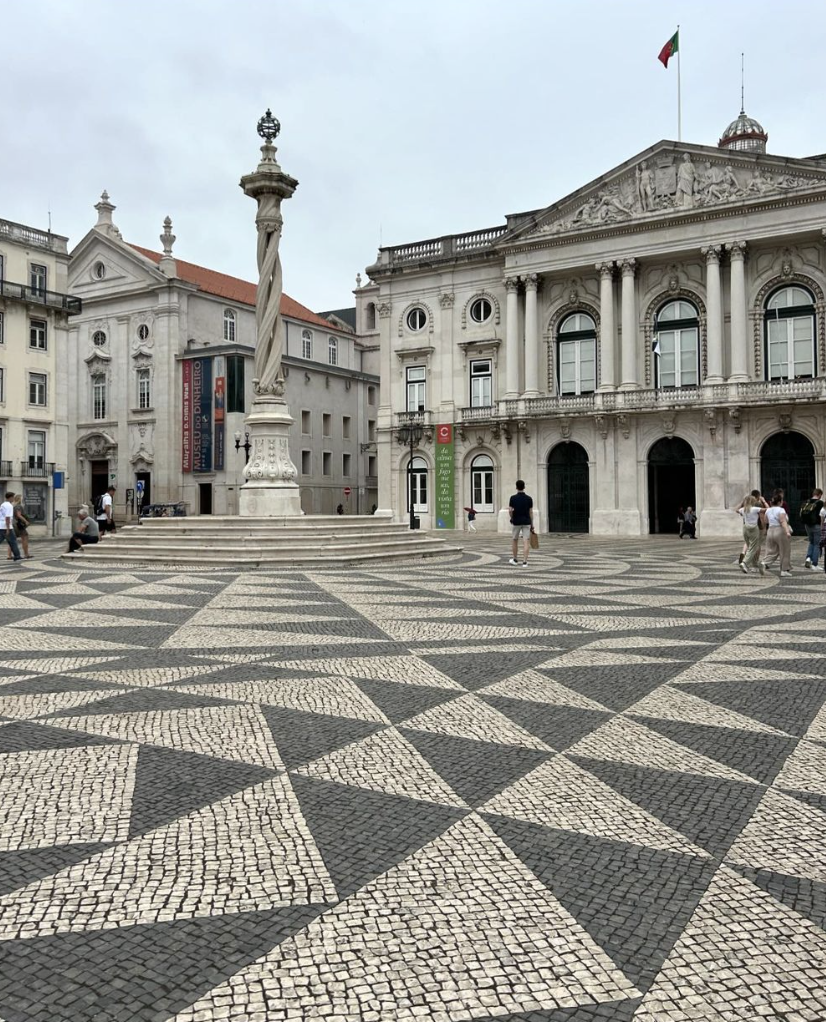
239,396 -> 301,517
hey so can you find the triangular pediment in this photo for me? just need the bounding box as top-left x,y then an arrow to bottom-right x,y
68,229 -> 170,296
503,141 -> 826,244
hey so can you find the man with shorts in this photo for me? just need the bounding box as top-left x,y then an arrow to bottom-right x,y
96,485 -> 116,536
508,479 -> 534,566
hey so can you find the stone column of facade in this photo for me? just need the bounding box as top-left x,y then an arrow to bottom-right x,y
703,246 -> 724,384
375,300 -> 394,517
504,277 -> 520,398
728,241 -> 749,382
522,274 -> 539,397
619,259 -> 638,390
597,262 -> 615,390
238,110 -> 301,517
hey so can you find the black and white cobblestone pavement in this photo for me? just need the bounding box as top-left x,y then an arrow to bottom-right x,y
0,536 -> 825,1021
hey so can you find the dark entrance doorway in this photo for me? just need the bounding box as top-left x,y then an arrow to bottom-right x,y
548,442 -> 590,532
198,482 -> 213,515
648,437 -> 695,534
135,472 -> 151,512
760,431 -> 815,535
90,460 -> 108,508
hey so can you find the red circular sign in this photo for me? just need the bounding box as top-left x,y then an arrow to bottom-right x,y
343,487 -> 352,496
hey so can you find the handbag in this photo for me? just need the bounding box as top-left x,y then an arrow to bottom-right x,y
529,529 -> 539,550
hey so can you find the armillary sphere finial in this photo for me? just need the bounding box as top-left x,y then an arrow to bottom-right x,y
257,109 -> 281,143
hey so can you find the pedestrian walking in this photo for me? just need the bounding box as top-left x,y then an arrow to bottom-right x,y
6,496 -> 30,560
738,494 -> 763,573
760,495 -> 793,576
508,480 -> 534,566
677,506 -> 685,538
735,490 -> 768,565
464,506 -> 477,533
681,506 -> 697,539
1,491 -> 22,563
67,507 -> 100,552
96,485 -> 116,537
799,487 -> 824,569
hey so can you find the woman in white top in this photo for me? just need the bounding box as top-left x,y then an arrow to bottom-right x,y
760,495 -> 793,576
738,494 -> 763,573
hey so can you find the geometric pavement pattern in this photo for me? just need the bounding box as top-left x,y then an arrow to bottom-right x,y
0,536 -> 825,1021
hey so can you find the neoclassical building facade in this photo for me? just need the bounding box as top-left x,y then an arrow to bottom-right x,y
361,113 -> 826,536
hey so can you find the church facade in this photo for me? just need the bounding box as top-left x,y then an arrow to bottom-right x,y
362,112 -> 826,536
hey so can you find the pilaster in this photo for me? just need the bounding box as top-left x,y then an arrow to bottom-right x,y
619,258 -> 638,390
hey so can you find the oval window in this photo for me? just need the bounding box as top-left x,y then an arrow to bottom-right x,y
470,297 -> 492,323
406,307 -> 427,332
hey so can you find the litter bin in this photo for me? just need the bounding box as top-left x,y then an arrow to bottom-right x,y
411,516 -> 421,530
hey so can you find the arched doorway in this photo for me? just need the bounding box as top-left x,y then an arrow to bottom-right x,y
648,437 -> 695,534
548,442 -> 589,532
760,431 -> 815,535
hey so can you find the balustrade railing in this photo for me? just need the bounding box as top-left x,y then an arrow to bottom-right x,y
395,410 -> 431,426
0,219 -> 62,251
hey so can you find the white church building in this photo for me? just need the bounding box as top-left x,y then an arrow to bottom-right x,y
361,109 -> 826,537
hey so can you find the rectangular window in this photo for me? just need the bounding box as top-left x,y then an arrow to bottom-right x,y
322,451 -> 331,476
28,430 -> 46,468
368,385 -> 376,405
137,368 -> 151,409
342,415 -> 351,439
342,453 -> 351,476
368,455 -> 377,477
92,374 -> 107,420
0,311 -> 4,344
470,359 -> 493,407
328,336 -> 338,366
301,450 -> 311,475
29,372 -> 47,406
301,410 -> 312,435
322,413 -> 331,437
656,328 -> 697,389
227,355 -> 245,413
558,338 -> 596,395
30,264 -> 47,294
29,319 -> 47,350
406,366 -> 426,412
411,467 -> 428,512
0,367 -> 4,403
368,419 -> 376,441
768,316 -> 815,380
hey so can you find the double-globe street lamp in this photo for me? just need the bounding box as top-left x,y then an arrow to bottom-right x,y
397,421 -> 423,530
234,430 -> 252,464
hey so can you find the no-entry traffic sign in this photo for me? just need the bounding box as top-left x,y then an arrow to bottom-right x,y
343,486 -> 352,497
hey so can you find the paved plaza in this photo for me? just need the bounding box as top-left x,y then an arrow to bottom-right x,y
0,536 -> 825,1021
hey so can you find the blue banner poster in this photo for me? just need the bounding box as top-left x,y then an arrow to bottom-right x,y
192,358 -> 213,472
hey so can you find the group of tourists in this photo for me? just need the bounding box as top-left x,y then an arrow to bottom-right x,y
736,485 -> 824,577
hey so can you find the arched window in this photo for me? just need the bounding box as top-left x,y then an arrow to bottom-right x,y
765,285 -> 816,380
470,454 -> 494,512
301,329 -> 313,360
410,455 -> 428,512
366,302 -> 376,330
654,299 -> 699,389
328,336 -> 338,366
223,308 -> 236,343
557,312 -> 596,395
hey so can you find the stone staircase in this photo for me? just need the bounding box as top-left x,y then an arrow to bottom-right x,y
62,516 -> 463,569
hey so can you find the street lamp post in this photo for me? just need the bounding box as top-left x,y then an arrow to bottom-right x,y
234,429 -> 252,465
398,422 -> 423,530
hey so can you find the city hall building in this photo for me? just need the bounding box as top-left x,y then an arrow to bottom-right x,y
362,110 -> 826,536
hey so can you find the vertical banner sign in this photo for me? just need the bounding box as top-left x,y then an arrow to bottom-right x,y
434,423 -> 455,529
214,356 -> 225,472
182,359 -> 193,472
192,358 -> 214,473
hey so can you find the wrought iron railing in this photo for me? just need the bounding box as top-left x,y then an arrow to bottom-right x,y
19,461 -> 55,478
0,460 -> 12,477
0,280 -> 81,314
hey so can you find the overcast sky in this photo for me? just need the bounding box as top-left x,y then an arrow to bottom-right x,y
3,1 -> 825,311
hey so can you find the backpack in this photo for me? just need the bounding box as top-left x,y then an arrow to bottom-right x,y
799,498 -> 823,526
93,494 -> 105,517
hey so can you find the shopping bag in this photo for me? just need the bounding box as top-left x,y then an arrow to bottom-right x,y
529,529 -> 539,550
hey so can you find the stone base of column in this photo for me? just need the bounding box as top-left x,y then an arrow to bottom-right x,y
617,382 -> 639,391
704,376 -> 725,386
521,390 -> 539,399
698,509 -> 742,538
239,395 -> 302,518
727,374 -> 748,384
591,509 -> 642,535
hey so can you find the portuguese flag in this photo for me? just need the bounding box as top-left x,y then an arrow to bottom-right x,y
658,30 -> 679,68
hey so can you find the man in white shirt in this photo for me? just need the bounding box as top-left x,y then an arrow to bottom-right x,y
96,486 -> 116,536
1,491 -> 22,562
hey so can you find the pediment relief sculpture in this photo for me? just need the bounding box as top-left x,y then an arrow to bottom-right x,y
535,151 -> 821,237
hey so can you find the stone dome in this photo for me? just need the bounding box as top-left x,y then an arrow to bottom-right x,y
718,109 -> 768,153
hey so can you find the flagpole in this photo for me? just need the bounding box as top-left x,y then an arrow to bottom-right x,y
677,24 -> 682,141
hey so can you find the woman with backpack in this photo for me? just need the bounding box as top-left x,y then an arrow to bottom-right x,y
800,487 -> 824,569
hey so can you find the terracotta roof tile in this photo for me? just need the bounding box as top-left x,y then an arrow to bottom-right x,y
129,244 -> 340,332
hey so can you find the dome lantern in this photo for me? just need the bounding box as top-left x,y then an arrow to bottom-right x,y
719,109 -> 768,153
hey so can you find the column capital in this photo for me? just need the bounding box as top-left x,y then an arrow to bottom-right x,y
702,245 -> 722,264
504,276 -> 520,293
727,240 -> 747,261
596,261 -> 614,278
620,257 -> 636,277
522,273 -> 539,291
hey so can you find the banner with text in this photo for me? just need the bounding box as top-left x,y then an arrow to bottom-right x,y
182,359 -> 193,472
434,423 -> 455,529
214,356 -> 225,472
192,358 -> 213,473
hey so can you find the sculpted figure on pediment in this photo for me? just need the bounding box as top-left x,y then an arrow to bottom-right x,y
675,153 -> 696,208
697,162 -> 743,204
636,160 -> 655,211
